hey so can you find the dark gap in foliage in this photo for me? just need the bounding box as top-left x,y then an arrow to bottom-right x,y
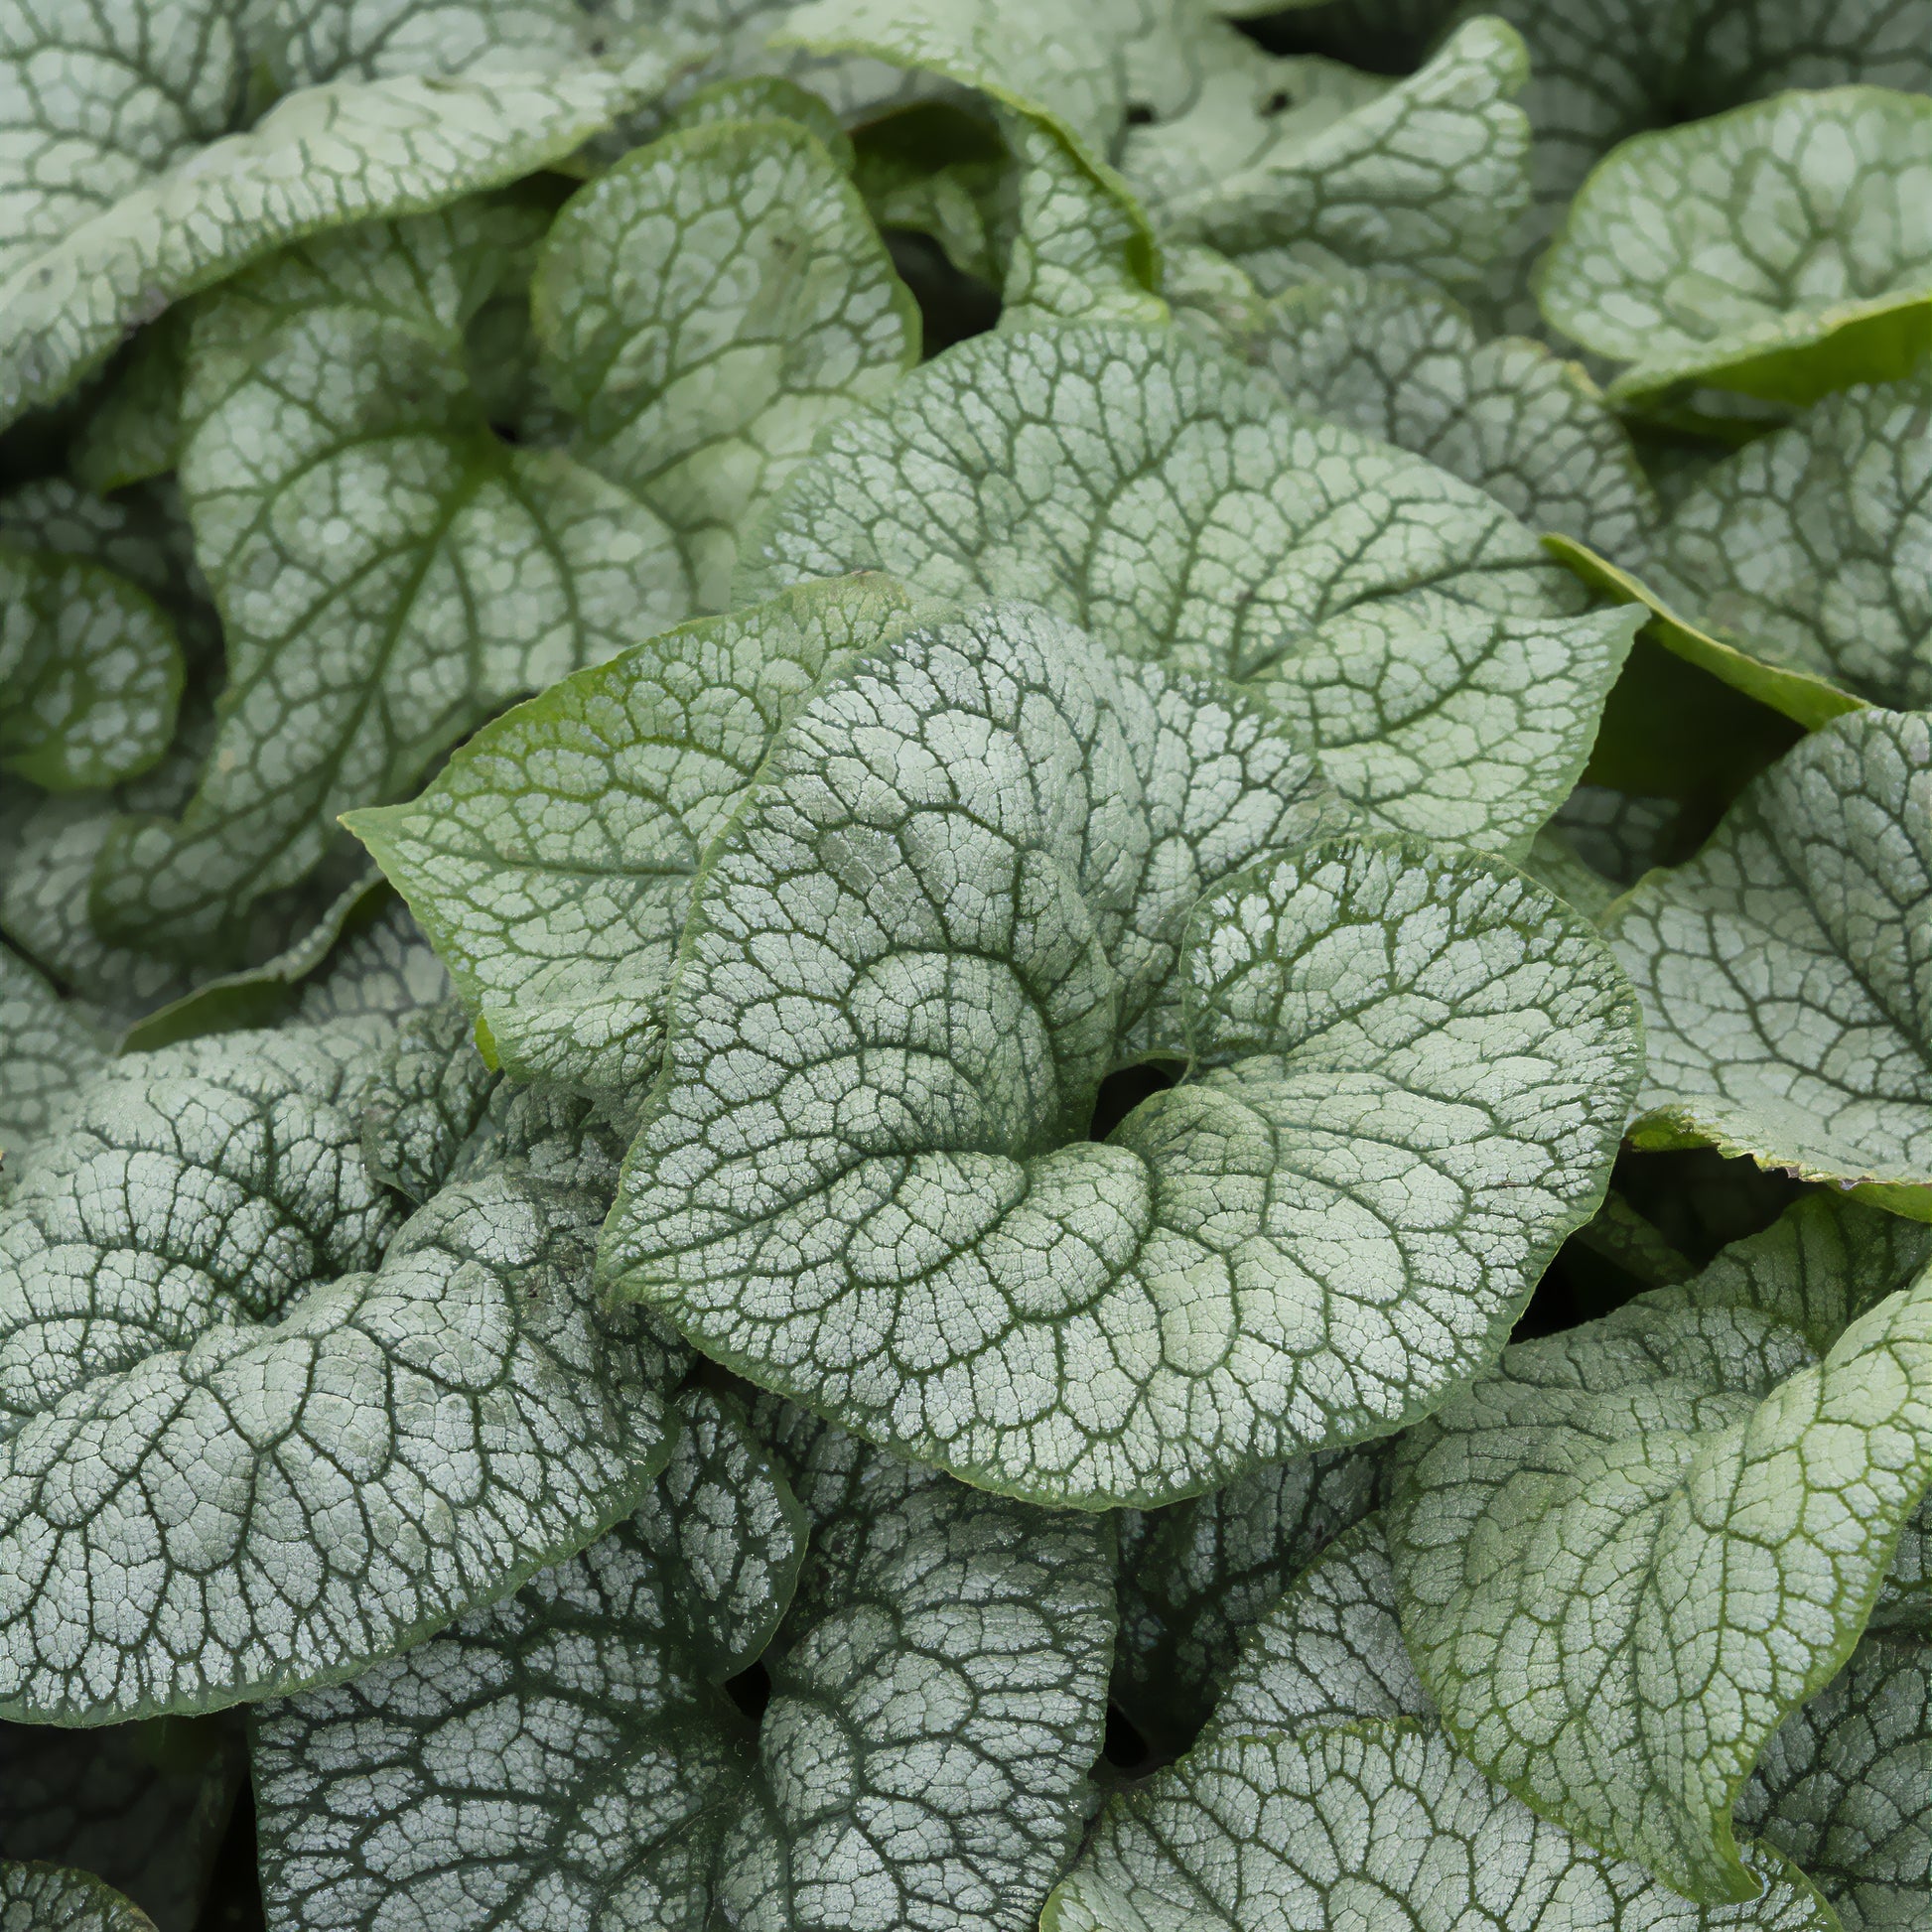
726,1658 -> 774,1725
1238,0 -> 1448,74
1615,1146 -> 1809,1266
193,1780 -> 265,1932
1125,102 -> 1157,126
883,230 -> 1002,356
1261,89 -> 1294,116
1088,1061 -> 1179,1142
1101,1701 -> 1157,1772
1584,635 -> 1802,841
1512,1238 -> 1645,1341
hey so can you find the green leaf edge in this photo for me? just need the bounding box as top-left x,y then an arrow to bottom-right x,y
1543,535 -> 1865,731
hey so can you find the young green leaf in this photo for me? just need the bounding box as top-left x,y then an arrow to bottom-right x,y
1736,1626 -> 1930,1932
347,576 -> 926,1097
1602,707 -> 1932,1214
602,602 -> 1641,1506
0,1022 -> 680,1723
0,941 -> 104,1162
531,117 -> 918,610
0,1863 -> 157,1932
1644,373 -> 1930,712
0,0 -> 655,427
1388,1195 -> 1932,1902
1123,16 -> 1532,299
1044,1518 -> 1840,1931
92,199 -> 678,965
1253,270 -> 1657,556
1538,87 -> 1932,407
744,322 -> 1640,857
252,1415 -> 1111,1931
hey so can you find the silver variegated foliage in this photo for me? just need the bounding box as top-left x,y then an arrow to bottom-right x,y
602,600 -> 1642,1506
744,322 -> 1639,859
1389,1195 -> 1932,1902
1045,1518 -> 1839,1931
253,1406 -> 1111,1931
0,1017 -> 680,1723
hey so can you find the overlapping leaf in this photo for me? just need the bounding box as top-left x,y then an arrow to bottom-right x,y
348,577 -> 925,1096
1389,1195 -> 1932,1901
1539,86 -> 1932,407
1044,1518 -> 1839,1931
0,550 -> 182,793
1253,270 -> 1656,555
253,1406 -> 1111,1930
0,1863 -> 156,1932
601,600 -> 1641,1505
1736,1626 -> 1931,1931
1603,707 -> 1932,1213
0,1015 -> 680,1723
0,943 -> 103,1162
744,322 -> 1640,857
87,197 -> 674,965
530,114 -> 917,610
1643,373 -> 1930,711
1113,1440 -> 1382,1751
1121,15 -> 1533,300
0,0 -> 655,427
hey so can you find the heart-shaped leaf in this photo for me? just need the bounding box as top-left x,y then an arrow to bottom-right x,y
602,600 -> 1641,1505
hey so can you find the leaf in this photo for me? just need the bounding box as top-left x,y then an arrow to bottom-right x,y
1553,783 -> 1684,886
0,941 -> 104,1163
531,116 -> 918,612
0,1863 -> 157,1932
93,198 -> 680,965
1043,1518 -> 1840,1932
257,0 -> 603,86
1737,1626 -> 1930,1932
1538,87 -> 1932,408
0,548 -> 183,792
744,321 -> 1641,857
0,478 -> 217,675
0,1716 -> 245,1932
1122,16 -> 1532,299
1254,271 -> 1656,556
1546,536 -> 1866,732
634,1386 -> 808,1681
0,1021 -> 681,1722
601,601 -> 1641,1506
1113,1442 -> 1383,1752
1602,707 -> 1932,1214
1642,373 -> 1931,712
1387,1194 -> 1932,1901
355,1000 -> 501,1204
773,0 -> 1164,324
0,1 -> 655,428
0,790 -> 196,1025
347,576 -> 926,1097
252,1414 -> 1112,1931
117,875 -> 400,1053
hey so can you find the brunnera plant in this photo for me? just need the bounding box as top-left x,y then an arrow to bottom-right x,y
0,3 -> 1925,1930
